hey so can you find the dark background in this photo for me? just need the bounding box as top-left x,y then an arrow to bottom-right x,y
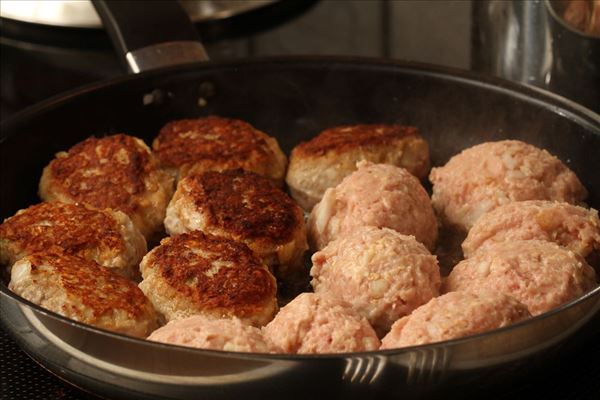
1,0 -> 473,118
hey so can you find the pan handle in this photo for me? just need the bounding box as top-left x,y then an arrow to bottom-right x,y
92,0 -> 209,74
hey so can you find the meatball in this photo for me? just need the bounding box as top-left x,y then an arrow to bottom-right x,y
39,134 -> 174,240
263,293 -> 380,354
380,291 -> 531,349
311,227 -> 440,336
139,231 -> 278,326
0,202 -> 146,280
462,201 -> 600,260
429,140 -> 587,231
308,161 -> 437,251
286,124 -> 430,210
445,240 -> 597,315
152,116 -> 287,185
8,250 -> 158,338
164,169 -> 307,279
147,315 -> 274,353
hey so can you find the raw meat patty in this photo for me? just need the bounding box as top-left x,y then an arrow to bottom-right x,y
311,226 -> 440,336
380,290 -> 531,348
462,200 -> 600,260
147,315 -> 274,352
445,240 -> 597,315
263,293 -> 380,354
308,161 -> 437,250
429,140 -> 587,231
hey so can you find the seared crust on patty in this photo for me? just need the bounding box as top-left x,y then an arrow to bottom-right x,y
9,250 -> 158,338
39,134 -> 174,240
287,124 -> 430,210
153,116 -> 287,184
165,169 -> 307,278
139,231 -> 278,326
188,170 -> 298,242
294,125 -> 423,157
0,202 -> 146,279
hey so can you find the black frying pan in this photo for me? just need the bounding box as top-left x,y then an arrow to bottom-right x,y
1,2 -> 599,399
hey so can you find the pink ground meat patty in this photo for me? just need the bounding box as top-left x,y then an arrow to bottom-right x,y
380,290 -> 531,349
308,161 -> 437,251
429,140 -> 587,231
462,201 -> 600,259
263,293 -> 380,354
311,226 -> 440,336
147,315 -> 274,353
445,240 -> 597,315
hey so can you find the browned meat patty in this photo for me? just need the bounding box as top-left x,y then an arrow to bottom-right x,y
9,250 -> 159,338
0,202 -> 146,280
152,116 -> 287,185
286,124 -> 430,210
39,134 -> 174,240
139,231 -> 278,326
164,169 -> 307,279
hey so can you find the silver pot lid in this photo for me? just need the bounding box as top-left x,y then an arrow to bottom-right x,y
0,0 -> 277,28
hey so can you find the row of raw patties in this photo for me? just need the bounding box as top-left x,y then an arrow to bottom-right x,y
207,139 -> 598,353
1,117 -> 600,352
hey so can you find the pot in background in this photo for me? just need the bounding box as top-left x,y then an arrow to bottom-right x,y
546,0 -> 600,111
472,0 -> 599,112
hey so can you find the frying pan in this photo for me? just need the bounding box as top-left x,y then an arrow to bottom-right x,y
1,2 -> 599,399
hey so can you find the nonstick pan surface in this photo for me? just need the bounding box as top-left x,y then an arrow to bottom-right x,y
1,56 -> 599,400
